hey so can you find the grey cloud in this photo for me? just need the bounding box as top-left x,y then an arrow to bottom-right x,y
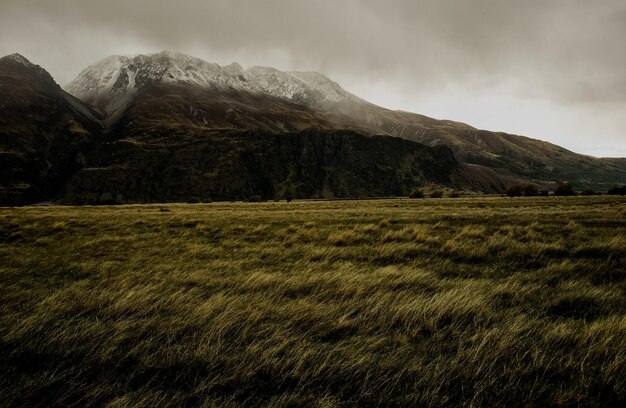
4,0 -> 626,100
1,0 -> 625,155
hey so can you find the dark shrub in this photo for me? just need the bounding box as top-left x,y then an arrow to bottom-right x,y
246,195 -> 264,202
284,184 -> 296,202
93,192 -> 123,205
607,185 -> 626,196
7,231 -> 23,243
507,183 -> 539,197
523,184 -> 539,196
187,197 -> 201,204
546,296 -> 606,320
580,189 -> 598,196
555,182 -> 577,196
506,184 -> 524,197
539,190 -> 550,197
408,188 -> 425,199
449,191 -> 461,198
430,190 -> 444,198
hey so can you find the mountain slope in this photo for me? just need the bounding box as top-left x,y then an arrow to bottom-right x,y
61,54 -> 498,203
65,51 -> 626,191
0,54 -> 104,205
342,106 -> 626,191
108,82 -> 374,135
251,74 -> 626,191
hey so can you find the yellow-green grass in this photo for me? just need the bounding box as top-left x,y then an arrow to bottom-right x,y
1,196 -> 625,407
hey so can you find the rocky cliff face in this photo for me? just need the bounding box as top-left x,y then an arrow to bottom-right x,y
60,128 -> 462,204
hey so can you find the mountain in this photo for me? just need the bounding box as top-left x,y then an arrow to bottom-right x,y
1,51 -> 623,205
66,51 -> 626,191
59,80 -> 475,203
1,53 -> 477,205
0,54 -> 104,205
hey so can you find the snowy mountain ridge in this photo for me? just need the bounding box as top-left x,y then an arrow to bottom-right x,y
64,51 -> 362,113
0,53 -> 36,67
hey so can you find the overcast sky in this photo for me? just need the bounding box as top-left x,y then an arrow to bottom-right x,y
2,0 -> 625,157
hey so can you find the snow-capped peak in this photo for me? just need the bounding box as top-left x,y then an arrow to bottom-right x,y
64,51 -> 364,113
64,51 -> 259,113
0,53 -> 36,68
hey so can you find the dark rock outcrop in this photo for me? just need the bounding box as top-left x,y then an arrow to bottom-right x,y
60,129 -> 463,204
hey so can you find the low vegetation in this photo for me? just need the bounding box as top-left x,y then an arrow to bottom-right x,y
408,188 -> 425,199
429,190 -> 444,198
555,181 -> 577,196
506,183 -> 540,197
1,197 -> 626,407
608,185 -> 626,196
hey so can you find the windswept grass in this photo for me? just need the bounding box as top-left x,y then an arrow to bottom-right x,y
1,196 -> 625,407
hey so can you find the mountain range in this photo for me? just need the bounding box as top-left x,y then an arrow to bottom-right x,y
1,51 -> 624,205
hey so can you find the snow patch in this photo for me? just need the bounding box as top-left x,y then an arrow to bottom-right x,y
1,53 -> 34,67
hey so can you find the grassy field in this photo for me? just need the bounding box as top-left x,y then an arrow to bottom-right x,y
1,197 -> 625,407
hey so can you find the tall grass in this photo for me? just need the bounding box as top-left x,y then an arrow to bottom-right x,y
1,196 -> 625,407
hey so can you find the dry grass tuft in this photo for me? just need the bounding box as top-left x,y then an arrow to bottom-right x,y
1,196 -> 625,407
